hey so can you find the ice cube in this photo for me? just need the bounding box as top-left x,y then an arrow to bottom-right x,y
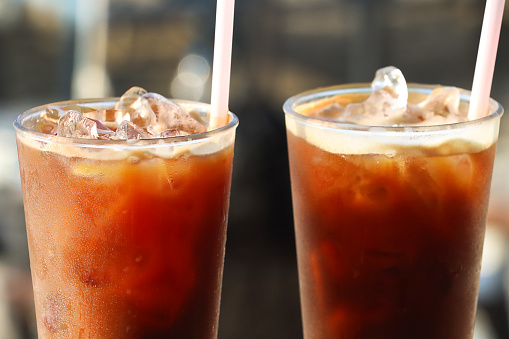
84,109 -> 131,131
343,90 -> 401,123
35,107 -> 60,134
84,109 -> 130,124
57,111 -> 100,139
405,87 -> 466,125
131,102 -> 157,129
344,66 -> 408,123
88,118 -> 117,139
310,67 -> 469,126
116,120 -> 149,140
37,105 -> 97,135
142,93 -> 206,135
418,87 -> 461,118
44,106 -> 62,121
309,102 -> 345,121
115,86 -> 148,111
402,159 -> 440,211
115,87 -> 156,128
358,180 -> 389,205
47,104 -> 96,117
51,88 -> 206,139
371,66 -> 408,109
156,129 -> 190,138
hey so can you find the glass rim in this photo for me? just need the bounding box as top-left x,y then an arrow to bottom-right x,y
13,97 -> 239,149
283,83 -> 504,133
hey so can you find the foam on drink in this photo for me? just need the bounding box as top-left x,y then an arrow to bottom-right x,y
17,88 -> 235,161
284,68 -> 503,339
285,67 -> 500,156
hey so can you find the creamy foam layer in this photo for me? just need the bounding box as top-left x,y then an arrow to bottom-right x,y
17,131 -> 235,161
285,90 -> 501,156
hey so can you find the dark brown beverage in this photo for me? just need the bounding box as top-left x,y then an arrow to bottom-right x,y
287,133 -> 496,338
284,80 -> 503,339
15,96 -> 238,338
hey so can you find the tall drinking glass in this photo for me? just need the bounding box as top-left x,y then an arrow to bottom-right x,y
284,84 -> 503,339
14,98 -> 238,338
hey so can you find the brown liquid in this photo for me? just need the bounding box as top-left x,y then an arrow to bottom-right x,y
287,132 -> 496,339
17,140 -> 234,338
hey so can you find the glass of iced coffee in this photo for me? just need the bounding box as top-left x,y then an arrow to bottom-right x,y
283,67 -> 503,339
14,87 -> 238,338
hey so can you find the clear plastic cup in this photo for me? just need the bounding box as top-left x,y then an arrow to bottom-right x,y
284,84 -> 503,339
14,98 -> 238,338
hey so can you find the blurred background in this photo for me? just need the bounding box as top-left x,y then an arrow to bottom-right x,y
0,0 -> 509,338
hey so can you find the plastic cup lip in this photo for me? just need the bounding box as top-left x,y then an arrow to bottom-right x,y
13,97 -> 239,149
283,83 -> 504,134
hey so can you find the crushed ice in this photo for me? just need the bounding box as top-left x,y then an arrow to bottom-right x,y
46,87 -> 208,139
310,66 -> 467,126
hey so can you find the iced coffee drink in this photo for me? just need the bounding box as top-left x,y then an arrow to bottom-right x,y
284,67 -> 503,339
14,87 -> 238,338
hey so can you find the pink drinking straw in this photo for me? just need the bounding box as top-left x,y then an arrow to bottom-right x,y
210,0 -> 236,129
468,0 -> 506,120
